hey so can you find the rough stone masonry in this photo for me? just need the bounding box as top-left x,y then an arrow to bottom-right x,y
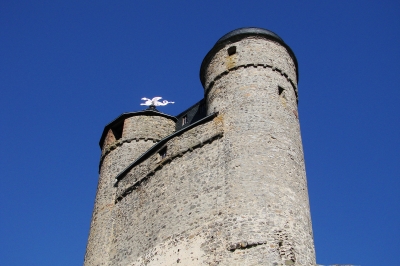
84,27 -> 316,266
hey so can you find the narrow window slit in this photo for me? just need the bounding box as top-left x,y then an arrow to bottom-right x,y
278,86 -> 287,106
159,147 -> 167,159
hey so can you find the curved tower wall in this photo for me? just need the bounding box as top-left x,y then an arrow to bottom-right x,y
84,114 -> 176,266
202,34 -> 316,265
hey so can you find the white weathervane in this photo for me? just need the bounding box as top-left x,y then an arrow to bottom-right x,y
141,97 -> 175,107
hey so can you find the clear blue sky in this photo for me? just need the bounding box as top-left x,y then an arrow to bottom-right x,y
1,1 -> 399,265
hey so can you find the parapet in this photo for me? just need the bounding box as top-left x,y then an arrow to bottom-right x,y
99,109 -> 177,151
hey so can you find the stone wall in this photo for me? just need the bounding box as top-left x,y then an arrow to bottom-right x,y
202,36 -> 315,265
203,37 -> 298,100
110,116 -> 224,265
84,115 -> 175,266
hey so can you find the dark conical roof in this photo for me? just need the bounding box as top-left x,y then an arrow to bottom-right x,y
200,27 -> 298,87
216,27 -> 284,45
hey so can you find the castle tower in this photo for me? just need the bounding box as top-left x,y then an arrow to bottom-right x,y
84,110 -> 176,265
200,28 -> 316,265
85,27 -> 315,266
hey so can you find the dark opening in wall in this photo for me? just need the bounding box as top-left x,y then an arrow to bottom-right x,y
182,115 -> 187,126
159,147 -> 167,159
278,86 -> 287,107
227,46 -> 236,56
278,86 -> 284,96
111,121 -> 124,140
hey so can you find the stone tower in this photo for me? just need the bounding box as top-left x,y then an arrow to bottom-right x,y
85,27 -> 316,265
84,111 -> 176,266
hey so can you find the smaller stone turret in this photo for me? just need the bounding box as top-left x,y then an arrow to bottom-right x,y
85,109 -> 176,266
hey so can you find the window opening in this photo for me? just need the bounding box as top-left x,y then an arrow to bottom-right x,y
278,86 -> 285,96
227,46 -> 236,56
182,115 -> 187,126
111,121 -> 124,140
278,86 -> 287,106
159,147 -> 167,159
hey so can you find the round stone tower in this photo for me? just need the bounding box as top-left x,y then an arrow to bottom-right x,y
84,109 -> 176,266
200,27 -> 316,265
